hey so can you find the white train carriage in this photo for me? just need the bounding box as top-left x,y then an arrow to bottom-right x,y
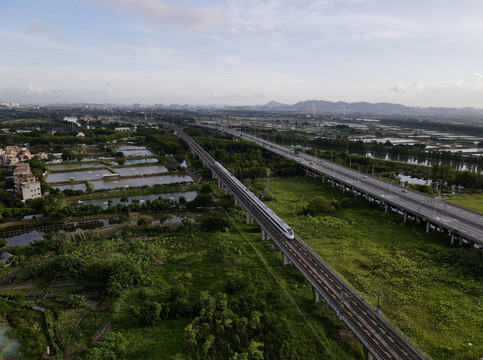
215,162 -> 294,240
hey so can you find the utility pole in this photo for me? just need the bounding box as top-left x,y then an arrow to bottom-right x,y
377,288 -> 382,312
264,168 -> 270,198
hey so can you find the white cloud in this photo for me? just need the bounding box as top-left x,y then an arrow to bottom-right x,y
388,81 -> 424,93
470,72 -> 483,82
78,0 -> 223,31
456,72 -> 483,87
388,83 -> 407,93
410,81 -> 425,92
26,84 -> 46,95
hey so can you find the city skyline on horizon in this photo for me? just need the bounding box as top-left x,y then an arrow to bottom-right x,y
1,0 -> 483,108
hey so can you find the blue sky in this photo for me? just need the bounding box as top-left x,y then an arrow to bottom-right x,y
1,0 -> 483,107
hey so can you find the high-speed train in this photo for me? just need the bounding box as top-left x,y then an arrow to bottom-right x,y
215,161 -> 295,240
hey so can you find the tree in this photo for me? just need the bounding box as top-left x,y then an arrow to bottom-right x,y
303,196 -> 335,215
67,294 -> 87,308
139,301 -> 162,325
137,215 -> 153,227
200,214 -> 229,232
200,183 -> 212,194
0,238 -> 7,249
84,332 -> 127,360
187,193 -> 212,209
232,341 -> 264,360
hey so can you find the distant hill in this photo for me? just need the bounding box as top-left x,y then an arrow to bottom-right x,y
258,99 -> 411,114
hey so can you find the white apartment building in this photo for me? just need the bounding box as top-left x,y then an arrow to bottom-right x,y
21,180 -> 42,200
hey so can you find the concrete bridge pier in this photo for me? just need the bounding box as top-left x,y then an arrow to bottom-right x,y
246,213 -> 254,225
312,286 -> 322,303
385,204 -> 388,214
261,229 -> 270,241
331,179 -> 334,188
234,197 -> 240,207
225,187 -> 229,196
426,222 -> 430,233
282,252 -> 291,266
459,237 -> 463,246
404,211 -> 407,223
342,186 -> 345,193
322,176 -> 325,183
451,233 -> 455,246
363,346 -> 375,360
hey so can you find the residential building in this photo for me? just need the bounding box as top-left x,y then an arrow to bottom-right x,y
46,127 -> 73,135
19,148 -> 33,161
34,152 -> 49,161
13,163 -> 31,177
21,180 -> 42,200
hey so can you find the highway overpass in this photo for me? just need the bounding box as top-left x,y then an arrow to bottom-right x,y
207,125 -> 483,250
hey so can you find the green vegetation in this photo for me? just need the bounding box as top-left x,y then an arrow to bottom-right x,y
263,177 -> 483,359
447,193 -> 483,213
0,210 -> 365,359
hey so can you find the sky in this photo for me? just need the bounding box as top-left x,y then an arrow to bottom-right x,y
1,0 -> 483,107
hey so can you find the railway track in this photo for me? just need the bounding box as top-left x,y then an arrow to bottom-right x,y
166,123 -> 428,360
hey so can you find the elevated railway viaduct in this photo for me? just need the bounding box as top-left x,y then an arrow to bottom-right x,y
165,123 -> 429,360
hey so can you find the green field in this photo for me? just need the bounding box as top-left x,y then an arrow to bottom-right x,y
2,213 -> 366,359
447,193 -> 483,214
262,177 -> 483,360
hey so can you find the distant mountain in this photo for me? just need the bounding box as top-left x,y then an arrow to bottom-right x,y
263,101 -> 290,109
259,99 -> 411,114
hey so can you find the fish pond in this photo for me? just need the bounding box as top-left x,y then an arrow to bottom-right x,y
46,169 -> 114,183
113,165 -> 168,177
76,191 -> 197,209
90,174 -> 194,190
4,218 -> 124,246
110,158 -> 159,166
54,183 -> 87,192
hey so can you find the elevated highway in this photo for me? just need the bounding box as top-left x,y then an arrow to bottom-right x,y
209,126 -> 483,249
165,123 -> 429,360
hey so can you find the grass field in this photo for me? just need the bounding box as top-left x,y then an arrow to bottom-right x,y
447,193 -> 483,213
262,177 -> 483,360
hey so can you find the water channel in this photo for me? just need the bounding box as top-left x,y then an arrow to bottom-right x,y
362,152 -> 480,173
0,323 -> 22,359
